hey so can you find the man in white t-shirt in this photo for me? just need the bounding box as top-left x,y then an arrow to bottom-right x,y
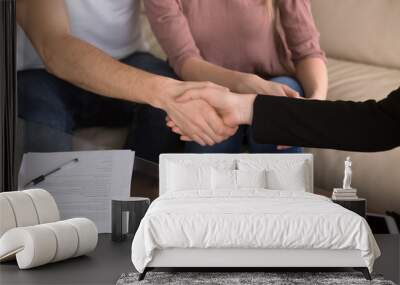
16,0 -> 236,162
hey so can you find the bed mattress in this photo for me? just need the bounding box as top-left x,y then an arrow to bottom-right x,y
131,190 -> 380,273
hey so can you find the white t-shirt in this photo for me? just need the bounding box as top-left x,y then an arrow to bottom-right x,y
17,0 -> 147,71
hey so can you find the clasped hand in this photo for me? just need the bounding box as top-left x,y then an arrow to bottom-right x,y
161,80 -> 239,146
163,76 -> 301,146
166,89 -> 255,144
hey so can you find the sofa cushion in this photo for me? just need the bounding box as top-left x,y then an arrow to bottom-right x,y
311,0 -> 400,70
325,58 -> 400,102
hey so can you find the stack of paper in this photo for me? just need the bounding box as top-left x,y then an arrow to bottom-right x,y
332,188 -> 358,200
18,150 -> 135,233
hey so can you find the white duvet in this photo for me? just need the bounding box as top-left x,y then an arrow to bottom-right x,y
131,190 -> 380,273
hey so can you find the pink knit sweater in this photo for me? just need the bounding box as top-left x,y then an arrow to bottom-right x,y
145,0 -> 325,77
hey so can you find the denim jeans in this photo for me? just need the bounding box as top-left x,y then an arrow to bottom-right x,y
18,52 -> 181,162
184,76 -> 305,154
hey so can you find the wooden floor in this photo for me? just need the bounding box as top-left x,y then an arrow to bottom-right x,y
0,234 -> 398,285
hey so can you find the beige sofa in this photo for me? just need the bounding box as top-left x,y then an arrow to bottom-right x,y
73,0 -> 400,213
309,0 -> 400,213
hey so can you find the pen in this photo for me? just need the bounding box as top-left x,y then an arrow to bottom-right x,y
23,158 -> 79,188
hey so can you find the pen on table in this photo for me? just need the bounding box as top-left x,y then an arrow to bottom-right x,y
23,158 -> 79,188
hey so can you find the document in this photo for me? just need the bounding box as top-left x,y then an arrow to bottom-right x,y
18,150 -> 134,233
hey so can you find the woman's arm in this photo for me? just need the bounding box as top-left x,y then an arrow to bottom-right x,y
144,0 -> 200,77
181,58 -> 299,97
171,88 -> 400,152
145,0 -> 299,98
181,58 -> 244,93
279,0 -> 328,99
144,0 -> 244,90
251,88 -> 400,152
295,57 -> 328,100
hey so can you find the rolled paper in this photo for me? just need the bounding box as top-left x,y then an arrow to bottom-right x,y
1,192 -> 39,227
23,189 -> 60,224
43,221 -> 79,262
0,226 -> 57,269
0,195 -> 17,237
65,218 -> 98,257
0,218 -> 98,269
0,189 -> 98,269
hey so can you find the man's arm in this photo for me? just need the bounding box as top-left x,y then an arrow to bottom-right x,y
17,0 -> 164,106
16,0 -> 236,145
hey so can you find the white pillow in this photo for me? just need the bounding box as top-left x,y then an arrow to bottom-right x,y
238,159 -> 309,191
167,162 -> 212,191
212,168 -> 237,190
236,169 -> 267,189
211,169 -> 268,190
267,163 -> 307,191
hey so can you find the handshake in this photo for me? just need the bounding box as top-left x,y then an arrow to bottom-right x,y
161,77 -> 301,146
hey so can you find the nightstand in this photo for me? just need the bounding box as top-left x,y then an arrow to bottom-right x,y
332,198 -> 367,218
112,197 -> 150,242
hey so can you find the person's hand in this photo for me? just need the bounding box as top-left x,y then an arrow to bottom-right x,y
152,79 -> 238,146
166,98 -> 239,146
166,89 -> 256,142
236,73 -> 300,98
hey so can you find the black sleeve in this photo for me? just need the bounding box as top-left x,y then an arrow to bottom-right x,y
251,88 -> 400,152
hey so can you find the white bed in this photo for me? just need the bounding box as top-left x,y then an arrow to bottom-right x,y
131,154 -> 380,280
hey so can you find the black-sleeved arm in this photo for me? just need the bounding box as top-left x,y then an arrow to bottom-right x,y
251,88 -> 400,152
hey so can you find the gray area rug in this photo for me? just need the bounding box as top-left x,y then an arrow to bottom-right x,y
117,272 -> 396,285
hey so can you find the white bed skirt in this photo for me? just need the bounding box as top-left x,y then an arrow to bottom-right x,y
148,248 -> 366,268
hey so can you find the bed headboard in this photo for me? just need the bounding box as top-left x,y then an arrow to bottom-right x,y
159,154 -> 314,195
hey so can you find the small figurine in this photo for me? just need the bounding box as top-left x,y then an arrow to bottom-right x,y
333,157 -> 357,200
342,157 -> 352,189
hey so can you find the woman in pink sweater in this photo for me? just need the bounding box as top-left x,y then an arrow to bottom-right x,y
145,0 -> 327,153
